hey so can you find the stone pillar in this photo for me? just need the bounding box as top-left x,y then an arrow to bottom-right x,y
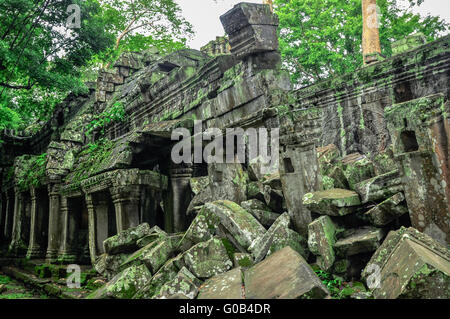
85,194 -> 97,265
167,166 -> 193,233
9,188 -> 27,256
94,193 -> 109,255
385,94 -> 450,247
26,188 -> 44,258
58,196 -> 77,263
46,183 -> 61,262
362,0 -> 382,65
111,185 -> 141,233
3,192 -> 13,240
279,141 -> 321,236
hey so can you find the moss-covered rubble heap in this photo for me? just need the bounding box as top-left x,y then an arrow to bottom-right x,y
86,145 -> 449,299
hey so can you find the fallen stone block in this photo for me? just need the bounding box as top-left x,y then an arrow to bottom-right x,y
179,204 -> 221,250
248,213 -> 290,262
103,223 -> 153,255
303,189 -> 361,216
208,161 -> 249,204
364,192 -> 408,226
334,227 -> 384,257
342,154 -> 376,190
186,185 -> 213,217
154,267 -> 201,299
88,264 -> 152,299
120,236 -> 175,274
136,226 -> 167,248
94,253 -> 131,280
240,199 -> 280,228
190,176 -> 209,195
266,226 -> 309,260
197,267 -> 244,299
354,170 -> 403,203
203,200 -> 266,250
362,227 -> 450,299
183,237 -> 233,279
322,165 -> 349,190
244,246 -> 329,299
308,216 -> 337,271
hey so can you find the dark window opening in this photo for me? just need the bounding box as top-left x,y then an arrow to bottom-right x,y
284,158 -> 295,173
401,130 -> 419,152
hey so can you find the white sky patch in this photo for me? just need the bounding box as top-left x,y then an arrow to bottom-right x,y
175,0 -> 450,50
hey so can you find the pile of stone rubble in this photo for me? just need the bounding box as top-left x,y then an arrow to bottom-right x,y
88,145 -> 450,299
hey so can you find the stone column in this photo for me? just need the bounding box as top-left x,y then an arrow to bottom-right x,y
85,194 -> 97,265
111,185 -> 141,233
362,0 -> 382,65
167,166 -> 193,233
94,193 -> 109,255
3,192 -> 13,240
46,183 -> 61,262
9,187 -> 27,256
26,188 -> 43,258
58,196 -> 77,263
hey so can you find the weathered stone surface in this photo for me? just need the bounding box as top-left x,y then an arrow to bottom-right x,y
154,267 -> 201,299
248,156 -> 275,182
220,3 -> 279,59
267,226 -> 309,260
186,185 -> 213,216
190,176 -> 209,195
342,154 -> 375,190
183,237 -> 233,279
248,212 -> 308,264
385,94 -> 450,246
120,237 -> 175,273
180,204 -> 221,248
362,227 -> 450,299
335,227 -> 384,257
303,189 -> 361,216
308,216 -> 337,271
208,161 -> 248,205
88,264 -> 151,299
240,199 -> 280,228
94,253 -> 131,280
364,192 -> 408,226
203,200 -> 266,250
134,225 -> 167,248
248,213 -> 290,262
354,170 -> 403,204
244,246 -> 329,299
103,223 -> 152,255
197,267 -> 244,299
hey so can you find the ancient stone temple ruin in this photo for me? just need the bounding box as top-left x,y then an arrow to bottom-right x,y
0,3 -> 449,299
